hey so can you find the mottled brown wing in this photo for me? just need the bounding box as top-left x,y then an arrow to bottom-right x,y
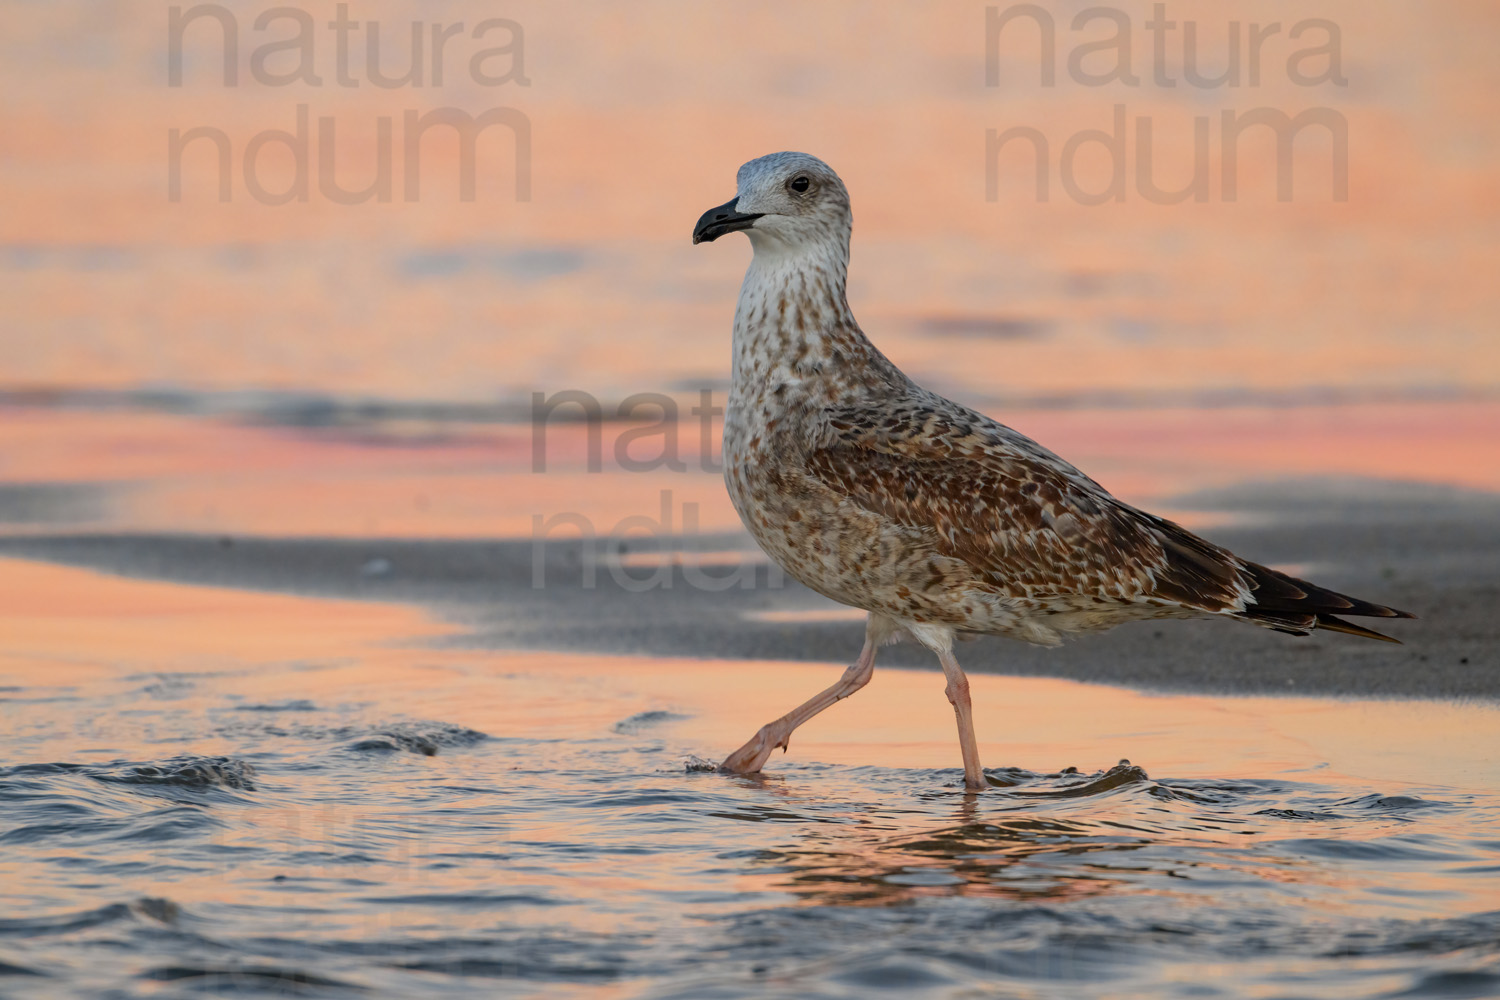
804,435 -> 1246,610
805,399 -> 1414,634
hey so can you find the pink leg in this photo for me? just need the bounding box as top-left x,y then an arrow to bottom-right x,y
937,648 -> 986,790
720,636 -> 877,775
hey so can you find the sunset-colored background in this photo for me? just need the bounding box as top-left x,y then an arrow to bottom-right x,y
5,0 -> 1498,404
3,0 -> 1497,537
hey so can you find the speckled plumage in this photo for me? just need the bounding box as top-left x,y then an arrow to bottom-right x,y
696,151 -> 1412,787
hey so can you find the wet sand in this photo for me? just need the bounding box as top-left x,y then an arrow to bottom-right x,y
0,474 -> 1494,701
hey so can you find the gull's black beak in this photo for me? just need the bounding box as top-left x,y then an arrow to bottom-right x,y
692,198 -> 763,245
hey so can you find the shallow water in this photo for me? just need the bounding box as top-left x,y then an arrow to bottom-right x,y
2,559 -> 1497,999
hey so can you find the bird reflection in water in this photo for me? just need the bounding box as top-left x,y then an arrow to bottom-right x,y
715,762 -> 1195,907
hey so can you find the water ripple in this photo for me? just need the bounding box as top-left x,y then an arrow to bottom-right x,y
1,699 -> 1496,999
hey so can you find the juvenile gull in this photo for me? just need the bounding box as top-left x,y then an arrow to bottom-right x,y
691,151 -> 1413,790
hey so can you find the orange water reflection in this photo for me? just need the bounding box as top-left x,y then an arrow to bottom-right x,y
3,556 -> 1496,930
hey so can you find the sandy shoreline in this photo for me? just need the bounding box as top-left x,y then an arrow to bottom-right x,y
1,477 -> 1494,701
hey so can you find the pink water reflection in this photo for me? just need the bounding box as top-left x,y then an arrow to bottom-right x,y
2,402 -> 1495,539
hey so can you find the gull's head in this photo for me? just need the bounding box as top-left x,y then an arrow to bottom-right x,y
692,152 -> 850,253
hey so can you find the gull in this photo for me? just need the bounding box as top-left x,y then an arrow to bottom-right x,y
691,151 -> 1414,790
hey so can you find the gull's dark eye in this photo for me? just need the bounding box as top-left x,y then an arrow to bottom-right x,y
789,175 -> 811,193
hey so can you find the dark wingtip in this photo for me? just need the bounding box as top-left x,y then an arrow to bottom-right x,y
1238,559 -> 1417,632
1316,614 -> 1403,644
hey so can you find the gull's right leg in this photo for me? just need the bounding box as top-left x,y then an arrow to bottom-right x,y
719,629 -> 878,776
937,648 -> 986,790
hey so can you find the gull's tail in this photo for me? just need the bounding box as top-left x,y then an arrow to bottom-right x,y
1233,560 -> 1416,643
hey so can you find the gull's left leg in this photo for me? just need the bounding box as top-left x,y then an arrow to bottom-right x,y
937,648 -> 985,790
719,627 -> 879,776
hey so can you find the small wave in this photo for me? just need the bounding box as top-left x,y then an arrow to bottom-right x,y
0,804 -> 221,847
0,756 -> 255,817
130,897 -> 182,924
1000,760 -> 1151,798
346,722 -> 487,756
1386,970 -> 1500,999
141,965 -> 362,990
1253,807 -> 1347,821
0,902 -> 133,938
1337,793 -> 1450,813
0,897 -> 179,939
361,892 -> 559,909
1149,778 -> 1284,806
1274,837 -> 1469,863
214,717 -> 489,755
1322,910 -> 1500,959
234,699 -> 319,712
613,710 -> 689,734
390,941 -> 639,982
0,959 -> 47,976
91,756 -> 257,791
138,676 -> 195,700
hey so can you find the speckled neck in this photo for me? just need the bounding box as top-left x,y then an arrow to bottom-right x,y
729,235 -> 883,394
